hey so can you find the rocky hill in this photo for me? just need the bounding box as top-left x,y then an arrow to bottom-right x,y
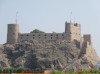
0,40 -> 99,71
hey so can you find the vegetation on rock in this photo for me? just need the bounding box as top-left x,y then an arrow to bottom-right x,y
30,29 -> 45,33
0,68 -> 100,73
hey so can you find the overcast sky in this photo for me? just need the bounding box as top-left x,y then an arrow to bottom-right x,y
0,0 -> 100,56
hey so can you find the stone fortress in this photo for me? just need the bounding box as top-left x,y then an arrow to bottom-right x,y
7,21 -> 81,43
5,20 -> 100,69
6,21 -> 92,54
7,21 -> 93,53
7,21 -> 91,44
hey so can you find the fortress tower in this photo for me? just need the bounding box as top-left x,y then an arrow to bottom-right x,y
65,21 -> 81,41
7,24 -> 19,44
83,34 -> 91,45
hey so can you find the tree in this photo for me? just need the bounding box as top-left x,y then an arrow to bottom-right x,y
30,29 -> 45,33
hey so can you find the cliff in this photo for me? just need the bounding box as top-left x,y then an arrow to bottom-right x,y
0,40 -> 99,71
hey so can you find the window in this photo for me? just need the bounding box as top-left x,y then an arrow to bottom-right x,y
62,34 -> 64,36
13,33 -> 15,35
33,34 -> 35,36
39,37 -> 40,39
44,34 -> 46,36
39,34 -> 41,36
33,37 -> 34,39
21,37 -> 22,39
27,34 -> 29,36
51,37 -> 52,39
51,34 -> 53,36
21,35 -> 23,36
56,34 -> 58,36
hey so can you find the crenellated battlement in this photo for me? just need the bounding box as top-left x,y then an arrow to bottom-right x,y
65,22 -> 81,41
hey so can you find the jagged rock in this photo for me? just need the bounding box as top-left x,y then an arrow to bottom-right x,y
94,61 -> 100,69
0,40 -> 99,71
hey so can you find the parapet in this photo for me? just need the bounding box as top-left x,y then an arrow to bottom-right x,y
73,23 -> 80,27
65,21 -> 80,27
83,34 -> 91,45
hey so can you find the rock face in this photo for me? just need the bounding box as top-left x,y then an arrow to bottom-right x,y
0,40 -> 99,71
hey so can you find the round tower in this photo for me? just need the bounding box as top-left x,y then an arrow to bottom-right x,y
7,24 -> 19,44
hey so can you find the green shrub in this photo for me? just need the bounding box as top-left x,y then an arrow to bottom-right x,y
51,70 -> 64,74
30,29 -> 45,33
0,68 -> 2,73
88,69 -> 99,73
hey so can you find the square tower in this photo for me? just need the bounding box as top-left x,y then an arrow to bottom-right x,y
65,21 -> 81,41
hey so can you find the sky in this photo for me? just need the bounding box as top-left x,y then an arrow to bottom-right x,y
0,0 -> 100,56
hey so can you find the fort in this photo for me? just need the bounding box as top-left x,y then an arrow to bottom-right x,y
6,21 -> 92,50
7,21 -> 91,43
1,20 -> 98,71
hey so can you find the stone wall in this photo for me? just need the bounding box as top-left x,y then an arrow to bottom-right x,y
18,33 -> 71,42
65,22 -> 81,41
83,34 -> 91,45
70,23 -> 81,41
79,34 -> 93,58
6,22 -> 84,44
17,22 -> 82,42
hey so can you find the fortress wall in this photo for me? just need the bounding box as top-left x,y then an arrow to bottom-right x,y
6,21 -> 82,43
80,37 -> 84,49
80,34 -> 92,54
18,33 -> 71,42
83,34 -> 91,45
79,34 -> 92,57
79,41 -> 90,57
